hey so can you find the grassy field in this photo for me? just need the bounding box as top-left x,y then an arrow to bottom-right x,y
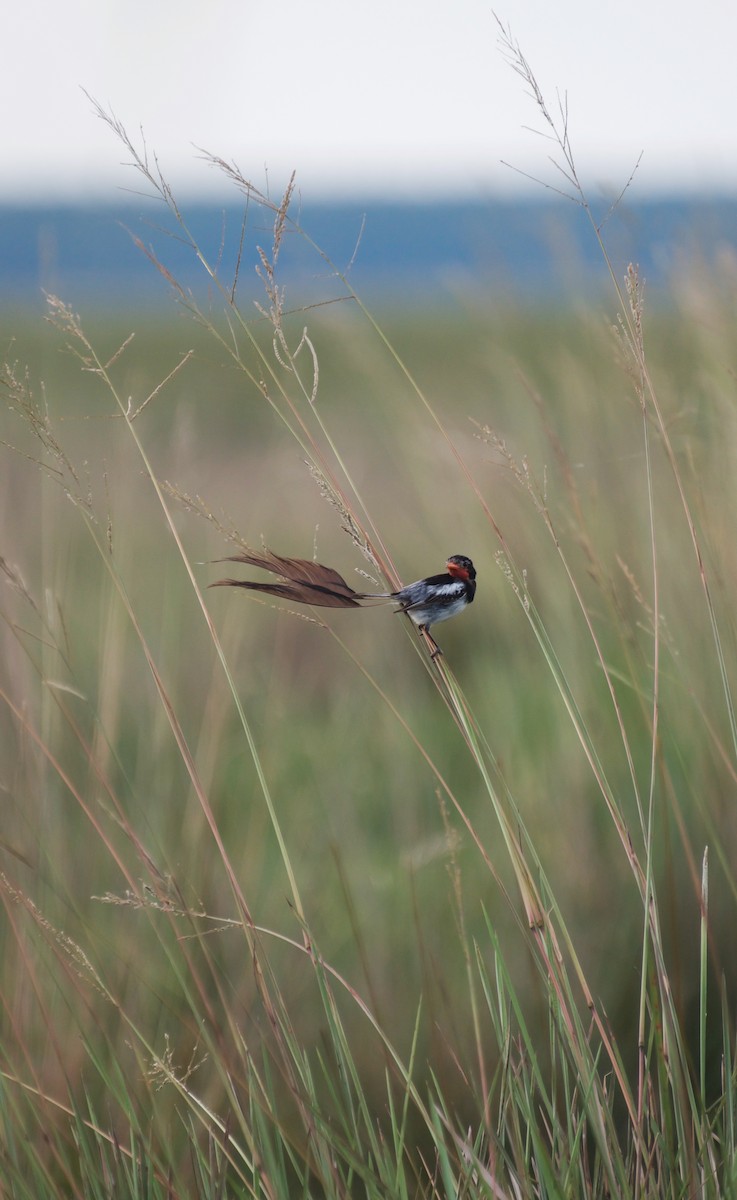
3,71 -> 737,1191
2,213 -> 737,1194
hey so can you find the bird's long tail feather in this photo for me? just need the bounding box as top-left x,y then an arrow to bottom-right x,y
210,548 -> 364,608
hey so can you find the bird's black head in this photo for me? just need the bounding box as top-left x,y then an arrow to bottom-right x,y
446,554 -> 476,582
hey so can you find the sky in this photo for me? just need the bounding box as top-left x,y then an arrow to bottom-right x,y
4,0 -> 737,203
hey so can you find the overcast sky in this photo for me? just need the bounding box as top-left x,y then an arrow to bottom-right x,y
4,0 -> 737,203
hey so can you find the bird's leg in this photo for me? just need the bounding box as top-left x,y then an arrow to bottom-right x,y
419,625 -> 443,660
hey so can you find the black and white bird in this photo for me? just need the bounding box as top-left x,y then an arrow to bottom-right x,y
211,550 -> 477,658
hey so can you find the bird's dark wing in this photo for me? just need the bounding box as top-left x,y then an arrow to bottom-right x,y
210,548 -> 362,608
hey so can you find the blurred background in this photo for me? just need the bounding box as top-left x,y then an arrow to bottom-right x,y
2,0 -> 737,1182
3,0 -> 737,310
5,0 -> 737,199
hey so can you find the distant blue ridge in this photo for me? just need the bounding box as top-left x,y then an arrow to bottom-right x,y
1,197 -> 736,311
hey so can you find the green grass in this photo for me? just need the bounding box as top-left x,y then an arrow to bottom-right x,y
2,55 -> 737,1198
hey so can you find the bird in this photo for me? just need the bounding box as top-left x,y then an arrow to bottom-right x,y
210,549 -> 476,659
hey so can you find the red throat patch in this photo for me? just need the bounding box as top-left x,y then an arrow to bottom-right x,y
446,560 -> 469,581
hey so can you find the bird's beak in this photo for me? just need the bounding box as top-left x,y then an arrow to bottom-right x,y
446,560 -> 468,581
